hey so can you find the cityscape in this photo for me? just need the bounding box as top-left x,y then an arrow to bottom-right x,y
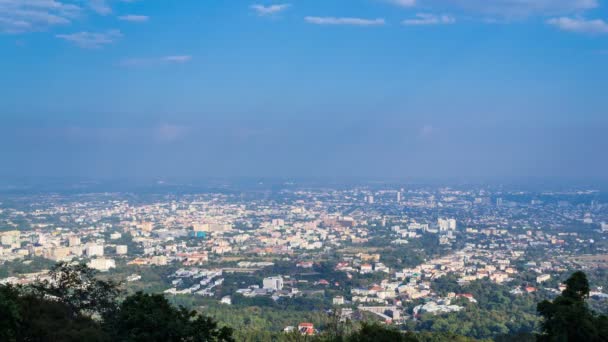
1,182 -> 607,340
2,0 -> 608,340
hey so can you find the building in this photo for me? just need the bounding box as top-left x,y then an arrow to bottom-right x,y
263,276 -> 283,291
68,236 -> 81,247
116,245 -> 128,255
298,323 -> 314,336
88,258 -> 116,272
0,231 -> 20,248
85,244 -> 104,257
333,296 -> 345,305
438,218 -> 457,231
537,274 -> 551,283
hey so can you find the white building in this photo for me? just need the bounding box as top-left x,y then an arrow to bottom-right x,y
68,236 -> 81,247
537,274 -> 551,283
88,258 -> 116,272
0,231 -> 20,248
116,245 -> 128,255
438,218 -> 457,231
333,296 -> 345,305
85,244 -> 104,257
263,276 -> 284,291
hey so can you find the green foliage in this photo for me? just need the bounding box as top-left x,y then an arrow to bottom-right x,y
344,322 -> 417,342
0,257 -> 55,278
108,292 -> 234,342
0,284 -> 107,341
0,262 -> 234,342
32,262 -> 121,320
537,271 -> 608,342
411,278 -> 540,339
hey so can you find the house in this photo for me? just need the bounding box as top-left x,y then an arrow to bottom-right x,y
360,264 -> 373,274
298,323 -> 314,335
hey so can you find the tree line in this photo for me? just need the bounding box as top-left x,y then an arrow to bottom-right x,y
0,263 -> 606,341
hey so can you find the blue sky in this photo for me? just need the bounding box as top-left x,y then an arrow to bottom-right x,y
1,0 -> 607,181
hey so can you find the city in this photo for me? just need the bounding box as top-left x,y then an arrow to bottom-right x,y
1,182 -> 607,339
2,0 -> 608,340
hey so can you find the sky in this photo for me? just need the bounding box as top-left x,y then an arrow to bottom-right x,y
1,0 -> 607,182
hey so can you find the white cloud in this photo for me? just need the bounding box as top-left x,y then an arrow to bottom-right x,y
163,55 -> 192,63
305,16 -> 385,26
386,0 -> 416,7
250,3 -> 290,16
118,14 -> 148,22
402,13 -> 455,25
421,0 -> 598,17
88,0 -> 111,15
547,17 -> 608,34
120,55 -> 193,67
56,29 -> 122,48
0,0 -> 81,33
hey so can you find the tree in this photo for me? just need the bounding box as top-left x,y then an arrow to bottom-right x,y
346,322 -> 417,342
32,262 -> 121,320
0,284 -> 107,342
108,291 -> 234,342
537,271 -> 608,342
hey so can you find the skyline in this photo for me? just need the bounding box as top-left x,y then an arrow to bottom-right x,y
1,0 -> 607,180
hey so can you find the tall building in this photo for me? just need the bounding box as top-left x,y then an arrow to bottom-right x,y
438,218 -> 457,231
85,243 -> 104,257
367,195 -> 374,204
68,236 -> 81,247
397,191 -> 401,203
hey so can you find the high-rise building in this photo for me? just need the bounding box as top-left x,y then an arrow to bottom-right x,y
438,218 -> 457,231
68,236 -> 81,247
397,192 -> 401,203
367,195 -> 374,204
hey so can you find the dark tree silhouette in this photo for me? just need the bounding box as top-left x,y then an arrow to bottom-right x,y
537,271 -> 608,342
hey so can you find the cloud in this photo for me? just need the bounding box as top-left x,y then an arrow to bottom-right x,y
402,13 -> 455,25
118,14 -> 148,22
421,0 -> 598,17
386,0 -> 416,7
56,29 -> 122,48
156,124 -> 189,143
250,3 -> 290,16
88,0 -> 111,15
120,55 -> 193,67
304,16 -> 385,26
0,0 -> 81,33
547,17 -> 608,34
163,55 -> 192,63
